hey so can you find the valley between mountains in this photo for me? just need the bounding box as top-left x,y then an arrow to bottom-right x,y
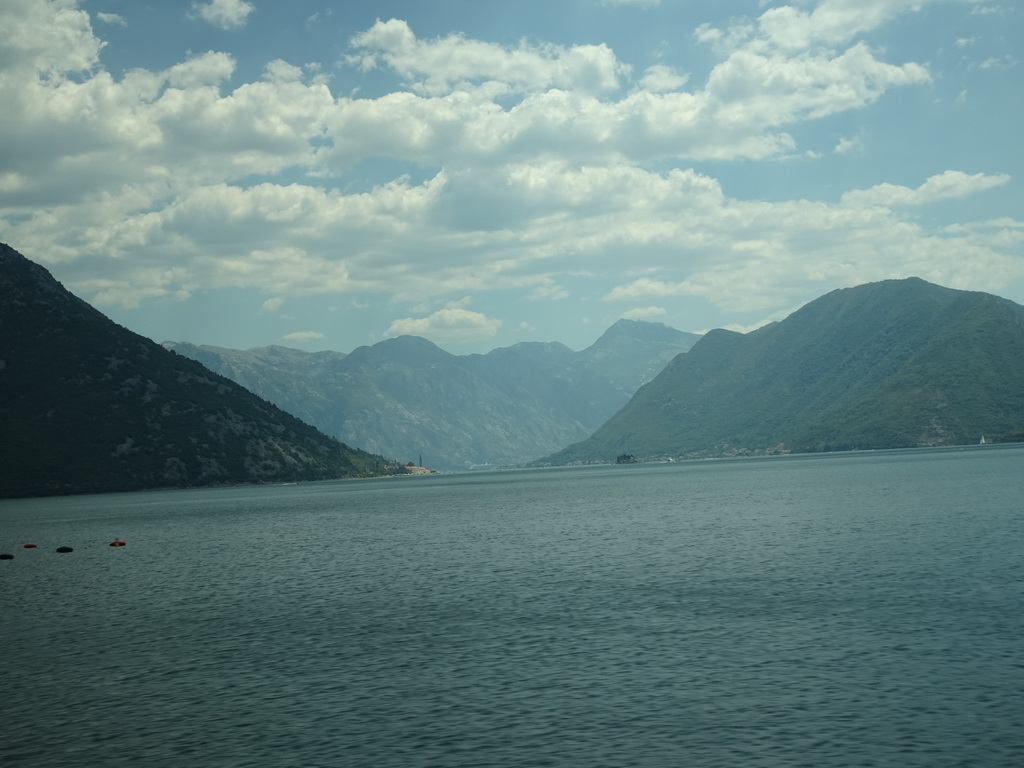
4,240 -> 1024,497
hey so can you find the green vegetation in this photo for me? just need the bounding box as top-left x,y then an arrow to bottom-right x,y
0,243 -> 404,498
546,278 -> 1024,464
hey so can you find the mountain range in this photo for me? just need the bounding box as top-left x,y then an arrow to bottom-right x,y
545,277 -> 1024,464
5,240 -> 1023,499
0,243 -> 402,498
164,320 -> 700,470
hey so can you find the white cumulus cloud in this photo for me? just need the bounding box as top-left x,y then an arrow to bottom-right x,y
0,0 -> 103,76
0,0 -> 1020,349
622,306 -> 667,320
190,0 -> 254,31
349,18 -> 630,96
386,308 -> 502,343
96,12 -> 126,27
840,171 -> 1010,207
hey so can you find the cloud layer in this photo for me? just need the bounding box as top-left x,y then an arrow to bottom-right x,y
0,0 -> 1019,348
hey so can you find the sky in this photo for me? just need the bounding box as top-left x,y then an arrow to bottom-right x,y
1,0 -> 1021,355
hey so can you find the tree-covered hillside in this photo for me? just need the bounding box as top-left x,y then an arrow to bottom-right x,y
545,278 -> 1024,463
0,243 -> 403,498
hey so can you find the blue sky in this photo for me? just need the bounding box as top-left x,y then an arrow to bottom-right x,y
1,0 -> 1021,354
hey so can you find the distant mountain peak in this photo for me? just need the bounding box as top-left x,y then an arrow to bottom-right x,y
583,319 -> 698,352
166,317 -> 701,470
588,318 -> 699,351
606,318 -> 672,335
345,334 -> 453,367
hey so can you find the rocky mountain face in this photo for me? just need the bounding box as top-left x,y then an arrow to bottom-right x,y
166,320 -> 700,470
545,278 -> 1024,464
0,243 -> 402,498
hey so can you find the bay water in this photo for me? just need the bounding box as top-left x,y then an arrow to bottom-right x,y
2,445 -> 1023,767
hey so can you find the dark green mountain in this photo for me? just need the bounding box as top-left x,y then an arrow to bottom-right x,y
0,243 -> 402,498
166,321 -> 699,470
546,278 -> 1024,464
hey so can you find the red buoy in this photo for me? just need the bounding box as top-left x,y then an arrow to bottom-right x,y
109,539 -> 126,547
23,543 -> 37,549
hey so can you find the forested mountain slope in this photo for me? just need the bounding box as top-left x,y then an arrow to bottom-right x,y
545,278 -> 1024,464
0,243 -> 402,498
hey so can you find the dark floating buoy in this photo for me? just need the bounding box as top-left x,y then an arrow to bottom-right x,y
55,546 -> 74,553
23,542 -> 38,549
109,539 -> 127,547
0,553 -> 13,560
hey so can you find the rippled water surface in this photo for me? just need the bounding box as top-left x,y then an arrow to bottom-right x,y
3,445 -> 1024,767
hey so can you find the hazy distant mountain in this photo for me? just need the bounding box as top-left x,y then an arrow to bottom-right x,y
573,319 -> 701,394
0,243 -> 402,498
166,321 -> 699,470
166,342 -> 350,438
545,278 -> 1024,464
